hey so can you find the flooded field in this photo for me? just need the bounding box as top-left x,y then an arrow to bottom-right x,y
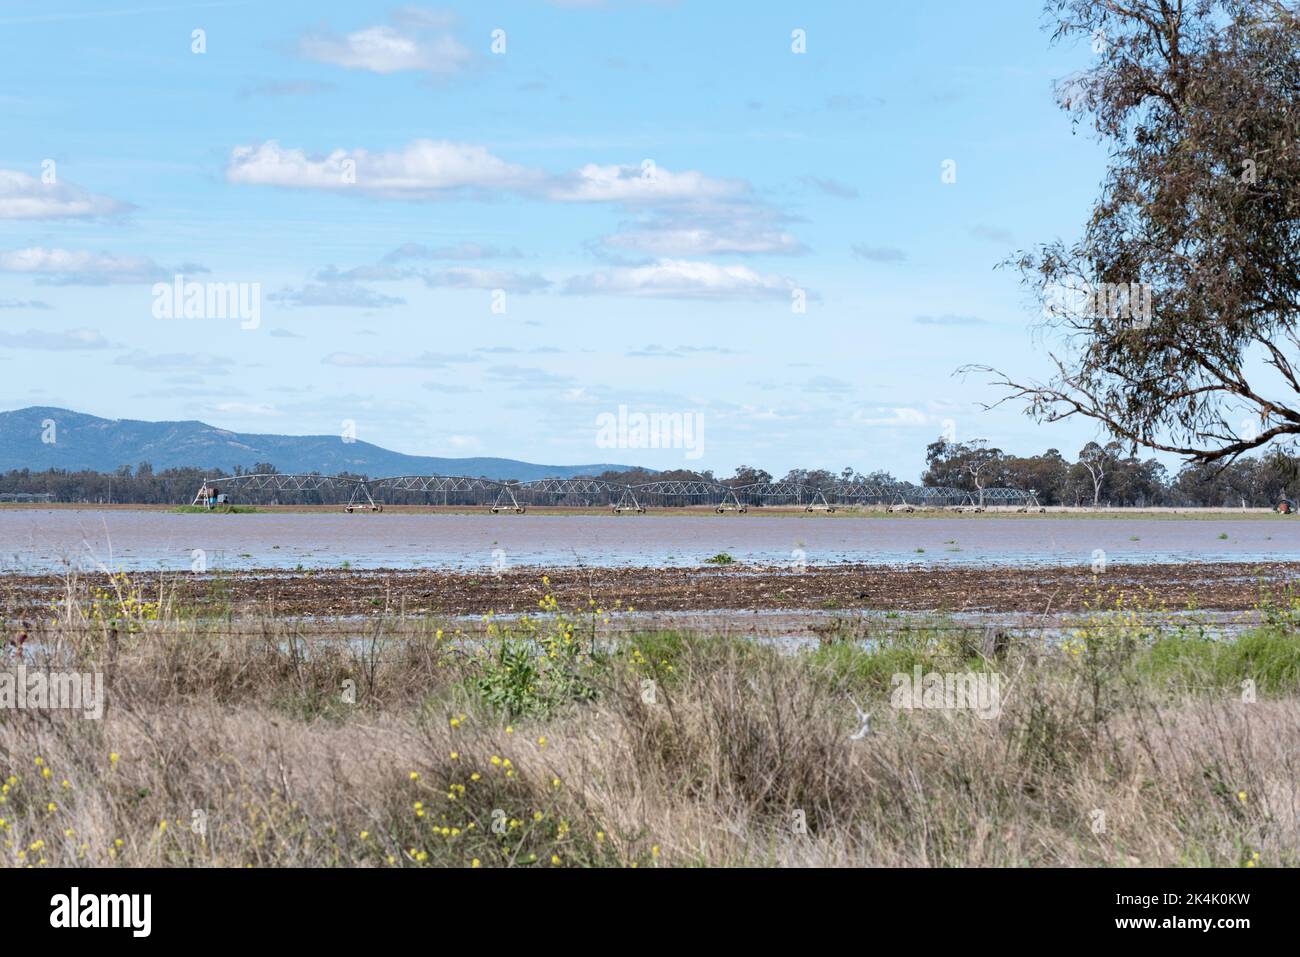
1,507 -> 1298,573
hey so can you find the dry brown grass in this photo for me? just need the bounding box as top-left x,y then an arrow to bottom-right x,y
1,578 -> 1296,868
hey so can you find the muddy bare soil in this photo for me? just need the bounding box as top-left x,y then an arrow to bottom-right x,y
3,561 -> 1297,619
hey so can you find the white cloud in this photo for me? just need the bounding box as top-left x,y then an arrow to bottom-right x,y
0,327 -> 116,350
227,144 -> 756,224
599,225 -> 803,257
594,197 -> 803,258
0,246 -> 169,284
382,241 -> 522,262
315,264 -> 409,283
112,350 -> 236,375
420,267 -> 550,293
227,139 -> 542,195
564,259 -> 799,301
299,10 -> 469,75
270,283 -> 405,308
225,141 -> 808,263
733,404 -> 801,423
322,351 -> 473,368
486,365 -> 575,389
311,260 -> 549,293
0,169 -> 128,220
626,344 -> 740,358
548,163 -> 743,204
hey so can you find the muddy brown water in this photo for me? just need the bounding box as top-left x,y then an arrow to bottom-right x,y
2,508 -> 1298,573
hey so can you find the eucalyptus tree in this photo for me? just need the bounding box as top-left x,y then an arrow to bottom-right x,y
975,1 -> 1300,464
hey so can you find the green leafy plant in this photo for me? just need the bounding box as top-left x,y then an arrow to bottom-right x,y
471,584 -> 601,719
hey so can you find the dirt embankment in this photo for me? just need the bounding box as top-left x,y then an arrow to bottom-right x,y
1,561 -> 1295,619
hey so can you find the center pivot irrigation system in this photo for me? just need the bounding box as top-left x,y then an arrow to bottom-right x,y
194,474 -> 1044,513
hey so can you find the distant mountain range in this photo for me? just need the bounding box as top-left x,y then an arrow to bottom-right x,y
0,407 -> 640,481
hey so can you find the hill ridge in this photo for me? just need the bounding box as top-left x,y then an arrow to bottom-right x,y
0,407 -> 639,481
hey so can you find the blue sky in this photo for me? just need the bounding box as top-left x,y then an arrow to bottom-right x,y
0,0 -> 1120,479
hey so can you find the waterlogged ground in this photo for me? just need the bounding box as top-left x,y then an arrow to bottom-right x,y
2,508 -> 1300,573
5,562 -> 1292,618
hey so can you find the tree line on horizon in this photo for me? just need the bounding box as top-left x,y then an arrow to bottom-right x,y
598,437 -> 1297,508
1,439 -> 1296,507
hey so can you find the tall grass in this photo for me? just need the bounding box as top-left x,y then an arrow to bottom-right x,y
0,576 -> 1296,867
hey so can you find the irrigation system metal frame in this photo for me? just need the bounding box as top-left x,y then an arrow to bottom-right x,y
194,473 -> 1043,514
